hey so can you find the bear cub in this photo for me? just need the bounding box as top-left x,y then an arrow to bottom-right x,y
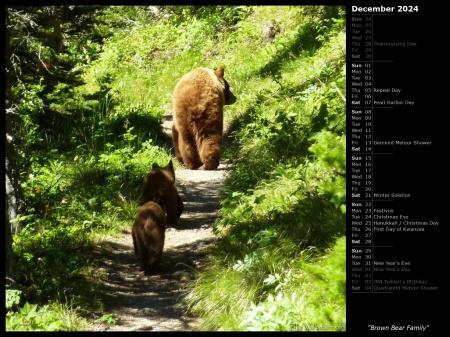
172,64 -> 236,170
132,201 -> 167,275
140,160 -> 183,227
132,160 -> 183,275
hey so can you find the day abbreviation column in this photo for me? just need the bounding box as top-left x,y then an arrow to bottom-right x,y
349,11 -> 373,294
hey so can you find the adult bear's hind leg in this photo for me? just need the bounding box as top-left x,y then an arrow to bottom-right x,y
179,131 -> 202,169
172,124 -> 184,164
198,136 -> 221,170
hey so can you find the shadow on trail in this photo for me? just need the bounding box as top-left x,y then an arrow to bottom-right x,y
93,234 -> 215,321
92,164 -> 222,328
176,183 -> 222,230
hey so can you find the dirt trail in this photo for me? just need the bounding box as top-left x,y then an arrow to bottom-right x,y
86,114 -> 230,331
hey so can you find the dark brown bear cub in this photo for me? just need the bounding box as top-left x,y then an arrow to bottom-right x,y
132,160 -> 183,275
141,160 -> 183,227
132,201 -> 166,275
172,65 -> 237,170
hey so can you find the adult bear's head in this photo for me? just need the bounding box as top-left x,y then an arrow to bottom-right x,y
214,64 -> 237,106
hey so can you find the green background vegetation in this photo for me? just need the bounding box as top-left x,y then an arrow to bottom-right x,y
6,5 -> 346,331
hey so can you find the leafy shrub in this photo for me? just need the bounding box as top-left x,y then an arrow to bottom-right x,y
239,236 -> 346,331
309,130 -> 346,213
6,300 -> 87,331
6,289 -> 22,312
12,221 -> 95,303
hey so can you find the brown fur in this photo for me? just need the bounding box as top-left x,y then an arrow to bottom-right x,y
172,65 -> 236,170
141,160 -> 183,227
132,160 -> 184,275
132,201 -> 166,275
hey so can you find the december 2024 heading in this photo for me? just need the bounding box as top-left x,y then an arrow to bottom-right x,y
352,6 -> 419,13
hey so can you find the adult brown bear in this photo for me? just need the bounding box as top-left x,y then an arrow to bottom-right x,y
172,65 -> 237,170
132,160 -> 183,275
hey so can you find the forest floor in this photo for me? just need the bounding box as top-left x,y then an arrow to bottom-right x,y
85,113 -> 231,331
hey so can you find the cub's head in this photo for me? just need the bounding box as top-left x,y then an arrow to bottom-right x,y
141,160 -> 184,226
151,159 -> 176,184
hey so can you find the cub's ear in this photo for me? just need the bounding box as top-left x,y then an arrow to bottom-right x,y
215,64 -> 225,78
163,159 -> 176,183
152,163 -> 160,170
167,159 -> 174,171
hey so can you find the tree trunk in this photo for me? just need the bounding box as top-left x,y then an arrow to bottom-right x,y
6,196 -> 17,289
5,7 -> 24,288
5,8 -> 26,234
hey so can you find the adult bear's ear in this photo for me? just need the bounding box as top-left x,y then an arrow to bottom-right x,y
152,163 -> 160,170
215,64 -> 224,78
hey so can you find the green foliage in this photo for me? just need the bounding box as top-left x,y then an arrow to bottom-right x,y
7,5 -> 346,331
184,266 -> 261,331
163,5 -> 254,26
183,6 -> 346,331
6,289 -> 22,311
240,292 -> 307,331
303,236 -> 346,306
12,220 -> 96,304
12,132 -> 170,324
309,130 -> 346,213
6,300 -> 88,331
239,236 -> 346,331
95,314 -> 117,325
